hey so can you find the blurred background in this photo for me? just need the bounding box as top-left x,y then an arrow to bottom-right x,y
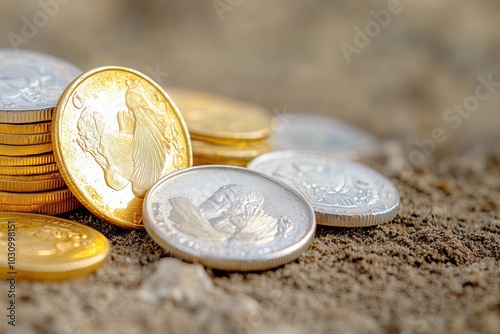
1,0 -> 499,156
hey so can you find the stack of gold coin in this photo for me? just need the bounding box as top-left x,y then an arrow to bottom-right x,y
168,88 -> 273,166
0,49 -> 82,214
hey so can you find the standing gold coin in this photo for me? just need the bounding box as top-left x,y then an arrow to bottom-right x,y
0,212 -> 108,280
0,142 -> 52,156
0,172 -> 65,193
0,132 -> 51,145
0,163 -> 58,176
0,121 -> 51,134
168,88 -> 273,146
0,153 -> 55,166
53,66 -> 192,229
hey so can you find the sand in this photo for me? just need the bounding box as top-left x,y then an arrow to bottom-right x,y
0,150 -> 498,334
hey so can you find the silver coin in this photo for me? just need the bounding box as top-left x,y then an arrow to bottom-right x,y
248,150 -> 400,227
143,165 -> 316,271
270,113 -> 381,159
0,49 -> 81,113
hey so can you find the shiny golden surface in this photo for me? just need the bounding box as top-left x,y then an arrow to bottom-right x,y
168,88 -> 273,145
0,187 -> 73,205
0,153 -> 55,166
0,162 -> 58,176
0,121 -> 51,134
0,198 -> 81,215
0,142 -> 52,156
0,108 -> 52,124
0,172 -> 65,193
0,131 -> 51,145
192,140 -> 269,166
53,67 -> 192,229
0,212 -> 108,280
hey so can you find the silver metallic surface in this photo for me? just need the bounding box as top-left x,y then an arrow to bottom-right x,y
248,150 -> 400,227
0,49 -> 81,112
143,165 -> 316,271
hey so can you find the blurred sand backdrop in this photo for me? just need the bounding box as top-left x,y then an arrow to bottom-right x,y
0,1 -> 499,333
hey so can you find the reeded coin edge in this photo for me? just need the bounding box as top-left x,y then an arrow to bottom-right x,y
0,121 -> 52,134
0,187 -> 74,205
0,108 -> 53,124
143,165 -> 316,271
53,66 -> 193,229
0,162 -> 58,176
0,177 -> 65,193
315,200 -> 400,227
0,197 -> 81,215
0,153 -> 55,166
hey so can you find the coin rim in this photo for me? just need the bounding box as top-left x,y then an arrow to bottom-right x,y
247,150 -> 401,227
53,66 -> 193,229
143,165 -> 316,271
168,87 -> 273,141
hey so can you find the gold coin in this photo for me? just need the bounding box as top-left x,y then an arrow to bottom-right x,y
0,197 -> 81,215
192,140 -> 269,166
53,66 -> 192,229
0,153 -> 55,166
0,172 -> 65,193
0,187 -> 73,205
0,131 -> 51,145
168,88 -> 273,145
0,143 -> 52,156
0,121 -> 51,134
0,212 -> 108,280
0,163 -> 58,176
0,108 -> 53,124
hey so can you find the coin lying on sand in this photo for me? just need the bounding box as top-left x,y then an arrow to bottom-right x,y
53,66 -> 192,228
143,165 -> 316,271
0,212 -> 109,280
248,150 -> 400,227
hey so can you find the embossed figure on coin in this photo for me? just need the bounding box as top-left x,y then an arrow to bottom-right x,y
76,81 -> 177,198
0,220 -> 89,257
272,162 -> 379,208
169,184 -> 292,245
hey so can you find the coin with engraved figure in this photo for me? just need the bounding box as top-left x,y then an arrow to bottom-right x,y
0,49 -> 82,122
168,88 -> 273,145
143,165 -> 316,271
53,67 -> 192,229
248,151 -> 400,227
0,212 -> 108,280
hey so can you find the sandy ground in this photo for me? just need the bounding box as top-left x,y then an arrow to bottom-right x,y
1,1 -> 499,333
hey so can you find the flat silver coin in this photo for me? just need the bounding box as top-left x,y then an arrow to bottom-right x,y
143,165 -> 316,271
248,151 -> 400,227
0,49 -> 81,118
270,113 -> 381,159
